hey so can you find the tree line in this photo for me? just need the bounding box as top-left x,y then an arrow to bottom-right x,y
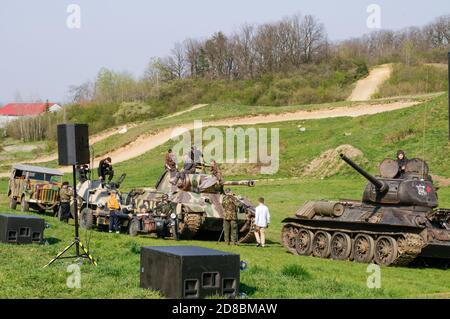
68,14 -> 449,104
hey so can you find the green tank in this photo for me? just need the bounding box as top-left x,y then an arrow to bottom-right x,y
281,154 -> 450,267
125,168 -> 256,242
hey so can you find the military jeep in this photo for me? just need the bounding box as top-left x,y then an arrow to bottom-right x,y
8,164 -> 63,214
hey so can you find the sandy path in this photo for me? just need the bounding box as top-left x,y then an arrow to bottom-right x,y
347,64 -> 393,101
164,104 -> 208,119
45,100 -> 418,173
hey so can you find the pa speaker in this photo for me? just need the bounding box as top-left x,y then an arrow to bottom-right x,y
0,214 -> 45,244
140,246 -> 240,299
57,124 -> 90,165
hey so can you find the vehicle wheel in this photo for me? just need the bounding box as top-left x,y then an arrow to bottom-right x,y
312,231 -> 332,258
21,197 -> 29,212
80,207 -> 94,229
9,198 -> 17,210
330,232 -> 352,260
295,228 -> 314,256
128,218 -> 140,237
353,234 -> 375,263
374,236 -> 398,266
281,225 -> 297,249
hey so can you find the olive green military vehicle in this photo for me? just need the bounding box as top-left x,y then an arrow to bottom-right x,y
7,164 -> 63,215
281,154 -> 450,267
125,168 -> 256,242
77,173 -> 131,231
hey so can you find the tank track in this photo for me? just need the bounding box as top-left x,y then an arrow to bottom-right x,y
179,213 -> 202,239
281,222 -> 425,267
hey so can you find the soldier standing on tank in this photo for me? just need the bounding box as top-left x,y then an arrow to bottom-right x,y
77,164 -> 90,183
165,149 -> 178,171
222,189 -> 239,245
210,160 -> 223,185
58,182 -> 73,223
98,157 -> 114,184
396,150 -> 408,178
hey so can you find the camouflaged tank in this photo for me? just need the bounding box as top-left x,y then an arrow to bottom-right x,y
281,154 -> 450,267
126,168 -> 256,242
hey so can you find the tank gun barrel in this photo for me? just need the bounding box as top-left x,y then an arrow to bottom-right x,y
340,154 -> 388,193
223,180 -> 255,187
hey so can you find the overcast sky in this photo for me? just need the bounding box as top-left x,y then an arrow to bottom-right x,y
0,0 -> 449,104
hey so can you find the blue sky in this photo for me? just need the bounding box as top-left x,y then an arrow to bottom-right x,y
0,0 -> 449,103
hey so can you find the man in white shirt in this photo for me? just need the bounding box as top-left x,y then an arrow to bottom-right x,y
254,197 -> 270,247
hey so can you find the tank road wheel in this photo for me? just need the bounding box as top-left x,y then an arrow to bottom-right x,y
238,229 -> 255,244
353,234 -> 375,263
312,231 -> 332,258
178,213 -> 202,239
128,218 -> 140,237
295,229 -> 314,256
281,225 -> 298,250
330,232 -> 352,260
21,197 -> 29,212
79,207 -> 94,229
9,198 -> 17,210
374,236 -> 398,266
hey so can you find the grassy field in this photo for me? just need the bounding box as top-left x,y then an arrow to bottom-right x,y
0,93 -> 450,298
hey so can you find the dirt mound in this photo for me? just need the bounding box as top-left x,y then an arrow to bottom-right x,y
303,145 -> 364,178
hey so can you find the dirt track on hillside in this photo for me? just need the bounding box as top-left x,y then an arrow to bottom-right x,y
41,100 -> 419,174
347,64 -> 393,101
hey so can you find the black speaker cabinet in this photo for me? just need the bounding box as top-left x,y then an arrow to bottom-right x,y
140,246 -> 240,299
57,124 -> 90,165
0,214 -> 45,244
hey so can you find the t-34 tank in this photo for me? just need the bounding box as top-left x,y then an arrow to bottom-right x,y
126,168 -> 256,242
281,154 -> 450,266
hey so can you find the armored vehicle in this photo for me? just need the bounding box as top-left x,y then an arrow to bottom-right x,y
77,173 -> 131,231
7,164 -> 63,215
126,169 -> 256,242
281,154 -> 450,266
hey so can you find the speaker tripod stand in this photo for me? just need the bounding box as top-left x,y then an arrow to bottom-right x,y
44,165 -> 97,268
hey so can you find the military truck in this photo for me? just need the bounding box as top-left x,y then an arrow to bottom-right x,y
7,164 -> 63,215
126,168 -> 256,242
77,173 -> 131,231
281,154 -> 450,267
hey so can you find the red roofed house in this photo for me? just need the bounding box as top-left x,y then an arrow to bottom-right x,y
0,102 -> 62,127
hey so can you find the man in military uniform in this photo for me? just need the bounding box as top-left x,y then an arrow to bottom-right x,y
98,157 -> 114,184
210,160 -> 223,185
165,149 -> 177,171
171,154 -> 195,186
153,194 -> 173,217
222,189 -> 238,245
77,164 -> 90,183
59,182 -> 73,223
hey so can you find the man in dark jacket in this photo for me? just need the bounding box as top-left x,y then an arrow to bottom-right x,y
98,157 -> 114,183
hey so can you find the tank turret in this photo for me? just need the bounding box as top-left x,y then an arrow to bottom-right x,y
340,154 -> 438,208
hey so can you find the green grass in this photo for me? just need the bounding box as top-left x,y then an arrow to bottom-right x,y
374,63 -> 448,98
1,93 -> 450,298
0,177 -> 449,298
